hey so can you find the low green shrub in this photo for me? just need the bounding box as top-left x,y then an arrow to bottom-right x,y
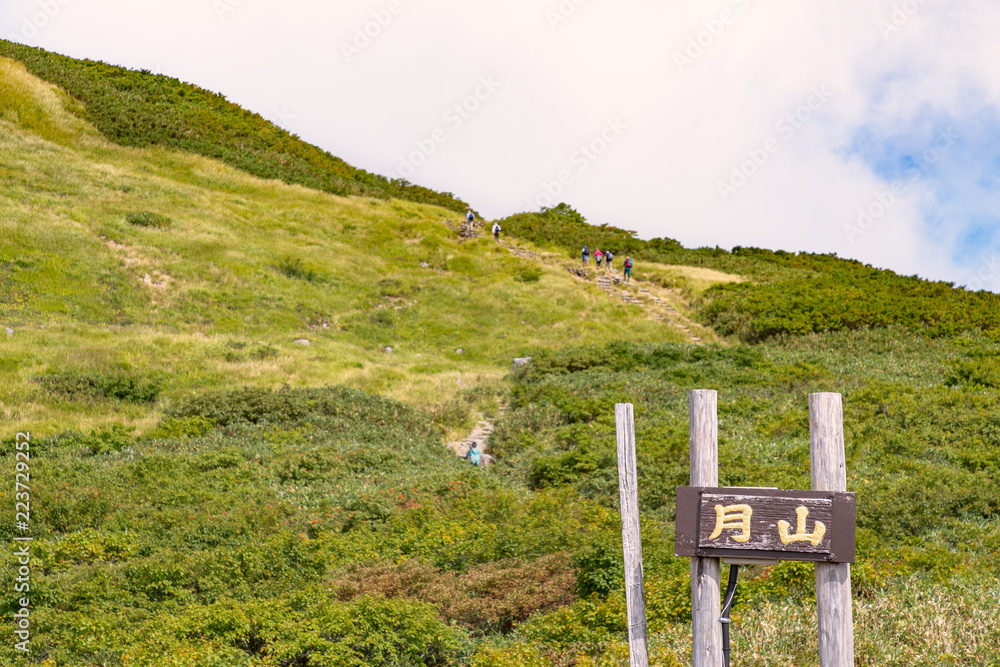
328,553 -> 576,634
515,266 -> 543,283
699,267 -> 1000,342
165,385 -> 433,434
36,370 -> 162,403
125,211 -> 171,228
222,341 -> 278,362
145,415 -> 216,440
274,257 -> 320,282
82,424 -> 135,455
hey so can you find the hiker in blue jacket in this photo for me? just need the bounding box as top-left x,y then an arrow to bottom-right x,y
464,442 -> 482,466
582,245 -> 589,265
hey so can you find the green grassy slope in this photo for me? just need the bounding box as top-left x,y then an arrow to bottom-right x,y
0,55 -> 693,438
0,40 -> 469,213
500,205 -> 1000,342
2,55 -> 999,667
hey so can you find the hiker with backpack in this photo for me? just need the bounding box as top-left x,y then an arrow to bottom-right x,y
466,210 -> 474,224
594,248 -> 603,268
605,250 -> 614,271
492,221 -> 501,242
464,442 -> 482,466
582,245 -> 589,265
623,256 -> 632,283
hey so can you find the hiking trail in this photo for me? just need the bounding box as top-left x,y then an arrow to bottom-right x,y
445,409 -> 502,467
475,223 -> 714,345
444,218 -> 718,463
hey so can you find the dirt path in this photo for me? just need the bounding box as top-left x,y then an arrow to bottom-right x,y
495,236 -> 713,345
444,222 -> 715,462
445,412 -> 500,466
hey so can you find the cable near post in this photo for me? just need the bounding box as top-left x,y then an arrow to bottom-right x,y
719,564 -> 739,667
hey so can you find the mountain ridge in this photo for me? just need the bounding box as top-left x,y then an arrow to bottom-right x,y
0,39 -> 472,213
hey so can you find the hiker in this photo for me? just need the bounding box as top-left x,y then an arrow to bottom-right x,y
466,210 -> 474,224
582,245 -> 589,265
464,442 -> 482,466
623,256 -> 632,283
492,221 -> 501,242
594,248 -> 603,268
605,250 -> 614,271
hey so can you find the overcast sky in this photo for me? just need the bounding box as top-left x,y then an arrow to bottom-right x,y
4,0 -> 1000,290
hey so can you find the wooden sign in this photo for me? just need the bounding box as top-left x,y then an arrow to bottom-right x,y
675,486 -> 856,563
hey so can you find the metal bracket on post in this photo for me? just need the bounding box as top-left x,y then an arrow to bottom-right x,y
719,564 -> 740,667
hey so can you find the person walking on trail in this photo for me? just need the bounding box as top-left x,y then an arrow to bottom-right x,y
594,248 -> 603,268
466,210 -> 475,224
605,250 -> 614,271
464,442 -> 482,466
582,244 -> 589,265
623,256 -> 633,283
492,221 -> 501,242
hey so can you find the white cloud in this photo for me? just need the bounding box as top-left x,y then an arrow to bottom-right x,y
4,0 -> 1000,289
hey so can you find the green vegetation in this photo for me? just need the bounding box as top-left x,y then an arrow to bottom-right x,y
125,211 -> 171,229
699,259 -> 1000,342
0,40 -> 470,213
1,49 -> 999,665
487,331 -> 1000,664
273,257 -> 322,283
500,206 -> 1000,343
0,54 -> 684,439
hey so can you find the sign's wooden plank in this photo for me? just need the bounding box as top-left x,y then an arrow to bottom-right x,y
675,486 -> 856,563
675,484 -> 700,556
829,493 -> 856,565
698,494 -> 833,553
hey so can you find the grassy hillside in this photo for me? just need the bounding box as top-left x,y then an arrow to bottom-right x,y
2,53 -> 1000,666
0,40 -> 469,213
0,54 -> 696,439
500,205 -> 1000,342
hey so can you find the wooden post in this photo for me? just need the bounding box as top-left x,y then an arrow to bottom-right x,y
690,390 -> 722,667
809,393 -> 855,667
615,403 -> 649,667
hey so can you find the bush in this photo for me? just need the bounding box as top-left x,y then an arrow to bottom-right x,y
82,424 -> 135,455
36,370 -> 162,403
274,257 -> 320,282
165,386 -> 439,441
699,266 -> 1000,342
515,266 -> 543,283
221,341 -> 278,362
328,554 -> 576,634
572,543 -> 623,599
145,415 -> 215,440
125,211 -> 171,228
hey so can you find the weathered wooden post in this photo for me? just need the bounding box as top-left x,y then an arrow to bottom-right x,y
615,403 -> 649,667
689,390 -> 722,667
810,393 -> 855,666
677,390 -> 856,666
